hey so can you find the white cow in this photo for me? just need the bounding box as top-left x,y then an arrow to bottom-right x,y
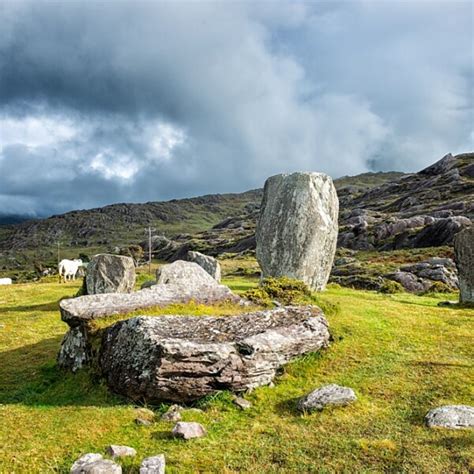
58,259 -> 83,282
0,278 -> 12,285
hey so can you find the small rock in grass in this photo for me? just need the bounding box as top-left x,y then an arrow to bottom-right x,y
297,384 -> 357,412
140,454 -> 166,474
135,418 -> 152,426
233,397 -> 251,410
172,421 -> 207,440
70,453 -> 122,474
134,407 -> 156,421
425,405 -> 474,429
105,445 -> 137,458
161,404 -> 182,422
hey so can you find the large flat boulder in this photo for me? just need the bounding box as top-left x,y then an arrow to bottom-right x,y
256,172 -> 339,291
99,306 -> 330,403
454,226 -> 474,303
58,282 -> 246,371
86,254 -> 136,295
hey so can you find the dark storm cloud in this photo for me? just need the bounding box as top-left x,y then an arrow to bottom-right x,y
0,1 -> 472,216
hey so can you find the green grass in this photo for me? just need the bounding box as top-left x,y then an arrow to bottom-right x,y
0,278 -> 473,473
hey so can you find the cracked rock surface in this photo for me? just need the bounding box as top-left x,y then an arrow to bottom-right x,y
99,306 -> 330,403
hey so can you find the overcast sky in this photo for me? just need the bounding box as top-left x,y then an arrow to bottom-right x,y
0,1 -> 472,216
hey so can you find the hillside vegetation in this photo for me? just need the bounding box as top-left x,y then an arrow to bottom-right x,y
0,270 -> 472,473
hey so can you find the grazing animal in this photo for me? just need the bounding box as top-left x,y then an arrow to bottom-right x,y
0,278 -> 12,285
58,259 -> 83,282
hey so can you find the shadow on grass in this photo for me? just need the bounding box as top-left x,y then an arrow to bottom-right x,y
274,396 -> 301,416
0,336 -> 122,408
0,301 -> 61,313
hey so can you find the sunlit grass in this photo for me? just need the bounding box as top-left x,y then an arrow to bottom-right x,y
0,278 -> 473,473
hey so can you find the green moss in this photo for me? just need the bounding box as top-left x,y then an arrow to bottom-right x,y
379,280 -> 404,294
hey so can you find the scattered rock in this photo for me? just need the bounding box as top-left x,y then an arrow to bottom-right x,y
187,251 -> 221,282
233,397 -> 252,410
161,404 -> 182,422
256,172 -> 339,291
297,384 -> 357,412
172,422 -> 207,440
100,306 -> 330,403
135,418 -> 152,426
70,453 -> 122,474
156,260 -> 217,287
140,454 -> 166,474
86,254 -> 136,295
454,226 -> 474,303
105,445 -> 137,458
425,405 -> 474,429
134,407 -> 155,421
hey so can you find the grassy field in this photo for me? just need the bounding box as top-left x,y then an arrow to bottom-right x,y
0,273 -> 473,473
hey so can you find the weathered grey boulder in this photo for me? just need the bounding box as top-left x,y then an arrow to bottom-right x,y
156,260 -> 216,286
297,384 -> 357,412
70,453 -> 121,474
58,281 -> 245,371
140,455 -> 166,474
172,422 -> 207,440
454,226 -> 474,303
187,251 -> 221,282
256,172 -> 339,291
99,306 -> 330,403
425,405 -> 474,429
105,445 -> 136,458
86,254 -> 136,295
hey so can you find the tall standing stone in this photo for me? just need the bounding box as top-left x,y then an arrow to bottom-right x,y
256,172 -> 339,291
85,254 -> 136,295
454,226 -> 474,303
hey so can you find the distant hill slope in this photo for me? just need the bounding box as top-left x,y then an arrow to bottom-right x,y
1,154 -> 472,275
0,171 -> 404,252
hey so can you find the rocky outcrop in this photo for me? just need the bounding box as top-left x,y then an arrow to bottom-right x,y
58,281 -> 246,371
386,258 -> 458,293
85,254 -> 136,295
454,226 -> 474,303
425,405 -> 474,429
187,251 -> 221,282
99,306 -> 330,403
256,172 -> 339,291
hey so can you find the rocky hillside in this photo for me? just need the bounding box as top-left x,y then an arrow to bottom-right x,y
0,153 -> 472,284
148,153 -> 473,261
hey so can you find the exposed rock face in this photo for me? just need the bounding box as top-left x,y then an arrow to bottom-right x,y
99,306 -> 330,403
156,260 -> 217,286
86,254 -> 136,295
140,455 -> 166,474
425,405 -> 474,429
454,226 -> 474,303
171,422 -> 207,440
297,384 -> 357,412
57,326 -> 89,372
256,172 -> 339,291
58,282 -> 245,371
187,251 -> 221,282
